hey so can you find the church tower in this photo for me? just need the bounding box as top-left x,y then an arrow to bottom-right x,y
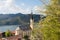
30,11 -> 34,30
15,27 -> 21,35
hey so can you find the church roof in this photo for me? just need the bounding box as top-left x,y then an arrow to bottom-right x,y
19,24 -> 31,31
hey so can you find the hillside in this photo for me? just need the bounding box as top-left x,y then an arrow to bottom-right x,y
0,13 -> 45,25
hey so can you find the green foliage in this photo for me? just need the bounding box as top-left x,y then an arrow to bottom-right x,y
31,23 -> 42,40
40,0 -> 60,40
23,35 -> 30,40
5,30 -> 11,37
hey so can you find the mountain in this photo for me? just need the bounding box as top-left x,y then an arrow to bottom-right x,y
0,13 -> 45,25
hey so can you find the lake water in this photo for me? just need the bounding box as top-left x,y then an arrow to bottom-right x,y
0,25 -> 19,32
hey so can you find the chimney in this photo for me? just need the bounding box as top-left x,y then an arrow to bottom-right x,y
30,10 -> 33,30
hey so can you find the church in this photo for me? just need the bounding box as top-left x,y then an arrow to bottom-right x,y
15,11 -> 34,37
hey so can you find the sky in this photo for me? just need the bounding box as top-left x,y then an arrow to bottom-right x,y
0,0 -> 48,14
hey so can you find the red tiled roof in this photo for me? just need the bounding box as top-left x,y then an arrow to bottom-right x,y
0,35 -> 22,40
11,31 -> 15,34
6,35 -> 22,40
0,32 -> 2,34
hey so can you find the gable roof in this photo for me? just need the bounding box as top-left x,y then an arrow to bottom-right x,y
19,24 -> 31,31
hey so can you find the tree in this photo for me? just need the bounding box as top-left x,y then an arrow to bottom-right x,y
23,35 -> 30,40
5,30 -> 11,37
40,0 -> 60,40
31,23 -> 42,40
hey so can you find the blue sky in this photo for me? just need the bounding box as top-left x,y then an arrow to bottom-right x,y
15,0 -> 43,8
0,0 -> 48,14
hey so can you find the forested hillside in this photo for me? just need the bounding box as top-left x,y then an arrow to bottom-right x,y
0,13 -> 45,25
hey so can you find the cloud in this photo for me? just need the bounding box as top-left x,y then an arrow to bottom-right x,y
33,5 -> 46,15
21,3 -> 25,6
0,0 -> 30,14
34,6 -> 43,11
0,0 -> 13,7
0,0 -> 45,14
0,0 -> 14,13
33,5 -> 46,12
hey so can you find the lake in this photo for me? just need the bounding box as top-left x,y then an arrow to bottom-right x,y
0,25 -> 19,32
